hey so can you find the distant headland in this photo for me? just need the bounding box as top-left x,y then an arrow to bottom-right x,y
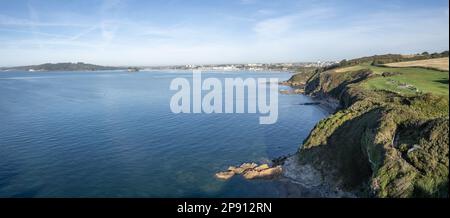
0,62 -> 127,72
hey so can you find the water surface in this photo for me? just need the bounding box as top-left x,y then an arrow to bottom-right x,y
0,71 -> 328,197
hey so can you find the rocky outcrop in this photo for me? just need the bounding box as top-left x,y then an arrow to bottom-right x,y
215,171 -> 235,180
215,163 -> 283,180
243,166 -> 282,180
228,163 -> 258,174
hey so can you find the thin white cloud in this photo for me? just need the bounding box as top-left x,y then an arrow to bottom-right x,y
253,7 -> 335,38
0,14 -> 88,27
68,25 -> 99,41
253,15 -> 296,37
0,27 -> 68,38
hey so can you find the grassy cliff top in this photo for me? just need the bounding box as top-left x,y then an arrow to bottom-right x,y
336,62 -> 449,97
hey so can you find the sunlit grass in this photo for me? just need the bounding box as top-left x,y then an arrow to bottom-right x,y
335,63 -> 449,97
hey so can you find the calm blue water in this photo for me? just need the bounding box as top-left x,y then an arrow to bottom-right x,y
0,71 -> 327,197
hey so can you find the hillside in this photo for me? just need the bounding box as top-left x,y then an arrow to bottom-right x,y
285,54 -> 449,197
2,62 -> 125,71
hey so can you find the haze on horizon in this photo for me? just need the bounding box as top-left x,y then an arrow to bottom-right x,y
0,0 -> 449,67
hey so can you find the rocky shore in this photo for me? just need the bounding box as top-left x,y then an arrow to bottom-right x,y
215,156 -> 356,197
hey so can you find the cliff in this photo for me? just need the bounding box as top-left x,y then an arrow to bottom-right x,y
286,62 -> 449,197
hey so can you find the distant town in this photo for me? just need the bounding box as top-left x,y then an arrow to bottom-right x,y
142,61 -> 339,71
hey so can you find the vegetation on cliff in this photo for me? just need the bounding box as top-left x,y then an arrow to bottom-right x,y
287,53 -> 449,198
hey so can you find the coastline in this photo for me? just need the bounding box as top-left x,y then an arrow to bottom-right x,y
279,65 -> 449,198
275,91 -> 350,197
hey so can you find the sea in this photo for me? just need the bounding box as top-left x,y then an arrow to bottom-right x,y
0,70 -> 328,197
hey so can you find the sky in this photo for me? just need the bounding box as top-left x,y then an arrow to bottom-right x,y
0,0 -> 448,66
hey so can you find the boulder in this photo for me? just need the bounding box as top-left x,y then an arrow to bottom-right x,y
215,171 -> 235,180
243,166 -> 283,180
242,170 -> 261,180
227,166 -> 237,172
258,166 -> 282,178
240,163 -> 258,171
229,163 -> 258,174
254,164 -> 270,171
217,163 -> 282,180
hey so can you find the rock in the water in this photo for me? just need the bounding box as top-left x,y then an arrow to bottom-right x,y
227,166 -> 237,172
242,170 -> 260,180
240,163 -> 258,170
217,162 -> 281,180
254,164 -> 270,171
243,166 -> 283,180
258,166 -> 282,178
229,163 -> 258,174
215,171 -> 235,180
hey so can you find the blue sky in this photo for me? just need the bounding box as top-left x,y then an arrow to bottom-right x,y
0,0 -> 448,66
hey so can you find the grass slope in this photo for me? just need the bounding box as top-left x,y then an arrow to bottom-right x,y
336,63 -> 448,96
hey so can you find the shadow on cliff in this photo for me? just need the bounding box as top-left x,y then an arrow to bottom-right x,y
298,107 -> 385,194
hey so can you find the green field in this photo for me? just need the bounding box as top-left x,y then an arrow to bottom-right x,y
339,63 -> 449,97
